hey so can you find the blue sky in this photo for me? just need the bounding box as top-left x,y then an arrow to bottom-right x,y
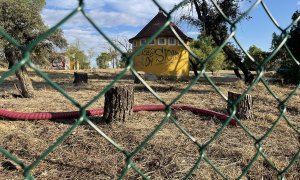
41,0 -> 300,66
237,0 -> 300,51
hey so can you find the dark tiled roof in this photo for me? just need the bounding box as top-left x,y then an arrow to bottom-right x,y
129,11 -> 192,43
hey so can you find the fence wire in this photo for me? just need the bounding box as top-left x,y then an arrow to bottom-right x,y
0,0 -> 300,179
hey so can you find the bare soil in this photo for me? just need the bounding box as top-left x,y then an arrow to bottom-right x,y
0,68 -> 299,179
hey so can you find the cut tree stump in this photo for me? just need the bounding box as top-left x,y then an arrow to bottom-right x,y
103,85 -> 134,123
227,91 -> 253,120
73,72 -> 88,85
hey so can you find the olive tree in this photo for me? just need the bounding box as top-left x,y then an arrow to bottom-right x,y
0,0 -> 67,97
191,35 -> 225,75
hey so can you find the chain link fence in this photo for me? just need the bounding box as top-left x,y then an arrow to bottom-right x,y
0,0 -> 300,179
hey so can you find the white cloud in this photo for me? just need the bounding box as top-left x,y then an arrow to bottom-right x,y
187,31 -> 200,36
43,0 -> 185,27
42,8 -> 140,28
63,29 -> 103,48
45,0 -> 105,9
42,8 -> 80,27
88,10 -> 139,27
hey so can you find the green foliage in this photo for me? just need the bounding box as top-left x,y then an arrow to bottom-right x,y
274,11 -> 300,84
109,49 -> 119,68
271,33 -> 289,68
244,45 -> 270,70
277,65 -> 300,84
0,0 -> 67,66
118,55 -> 127,68
191,35 -> 225,75
96,52 -> 112,69
66,45 -> 90,69
288,11 -> 300,60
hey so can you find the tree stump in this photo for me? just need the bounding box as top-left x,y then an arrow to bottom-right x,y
227,91 -> 253,120
73,72 -> 88,85
233,68 -> 242,79
103,85 -> 134,123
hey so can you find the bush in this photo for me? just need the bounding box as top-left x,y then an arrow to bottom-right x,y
277,63 -> 300,84
274,11 -> 300,85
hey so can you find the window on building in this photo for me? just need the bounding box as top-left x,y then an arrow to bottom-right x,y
158,38 -> 166,45
133,41 -> 137,48
140,39 -> 146,46
168,38 -> 176,45
149,39 -> 155,45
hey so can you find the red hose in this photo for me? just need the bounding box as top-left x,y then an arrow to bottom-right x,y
0,105 -> 237,126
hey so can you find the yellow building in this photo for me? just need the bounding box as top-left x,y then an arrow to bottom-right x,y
129,11 -> 192,77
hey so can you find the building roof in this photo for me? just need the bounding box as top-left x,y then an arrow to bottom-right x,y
129,11 -> 192,43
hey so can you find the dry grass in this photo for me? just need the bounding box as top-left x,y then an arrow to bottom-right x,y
0,68 -> 299,179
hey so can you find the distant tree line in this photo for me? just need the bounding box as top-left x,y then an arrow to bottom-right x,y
96,37 -> 130,69
66,40 -> 91,70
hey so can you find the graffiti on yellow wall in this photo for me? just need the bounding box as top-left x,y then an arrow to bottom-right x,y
134,46 -> 189,77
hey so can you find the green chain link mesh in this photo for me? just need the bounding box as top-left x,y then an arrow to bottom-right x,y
0,0 -> 300,179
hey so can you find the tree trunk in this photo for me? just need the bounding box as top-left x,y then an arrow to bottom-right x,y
210,33 -> 254,84
227,91 -> 253,120
233,67 -> 242,79
112,58 -> 115,68
15,66 -> 35,98
222,46 -> 255,84
103,85 -> 134,123
73,72 -> 88,85
4,47 -> 35,98
189,59 -> 199,77
8,61 -> 14,69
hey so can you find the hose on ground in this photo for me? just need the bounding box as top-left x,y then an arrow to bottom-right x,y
0,105 -> 237,126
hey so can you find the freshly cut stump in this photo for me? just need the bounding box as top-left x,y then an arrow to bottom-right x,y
103,85 -> 134,123
227,91 -> 253,120
73,72 -> 88,85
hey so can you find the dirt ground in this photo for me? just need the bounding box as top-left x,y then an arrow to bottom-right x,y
0,68 -> 299,179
